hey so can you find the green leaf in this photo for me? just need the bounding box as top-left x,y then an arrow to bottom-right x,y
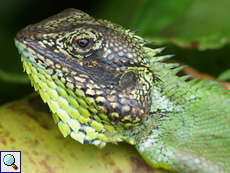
94,0 -> 194,36
94,0 -> 230,50
218,69 -> 230,81
157,0 -> 230,50
0,69 -> 30,84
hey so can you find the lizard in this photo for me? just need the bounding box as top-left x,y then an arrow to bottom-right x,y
14,8 -> 230,172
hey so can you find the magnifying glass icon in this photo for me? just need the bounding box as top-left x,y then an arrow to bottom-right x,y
3,154 -> 18,170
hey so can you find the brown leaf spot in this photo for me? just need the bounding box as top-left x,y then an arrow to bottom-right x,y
115,169 -> 123,173
34,139 -> 39,145
29,156 -> 37,165
64,141 -> 69,147
39,160 -> 54,173
23,151 -> 28,155
130,156 -> 154,173
33,150 -> 38,155
6,103 -> 20,111
60,157 -> 65,161
55,135 -> 64,140
105,151 -> 111,156
9,137 -> 15,143
1,139 -> 6,146
110,160 -> 115,166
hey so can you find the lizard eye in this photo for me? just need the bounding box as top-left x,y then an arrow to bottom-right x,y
121,71 -> 136,89
77,38 -> 89,48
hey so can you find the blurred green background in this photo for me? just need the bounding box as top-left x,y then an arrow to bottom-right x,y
0,0 -> 230,105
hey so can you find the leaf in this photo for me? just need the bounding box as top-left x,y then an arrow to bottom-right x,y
157,0 -> 230,50
0,93 -> 168,173
94,0 -> 194,36
0,69 -> 30,84
94,0 -> 230,50
218,69 -> 230,81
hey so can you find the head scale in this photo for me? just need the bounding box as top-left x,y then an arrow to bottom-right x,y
15,8 -> 155,147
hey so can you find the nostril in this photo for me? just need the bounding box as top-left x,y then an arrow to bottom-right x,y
30,35 -> 38,40
16,25 -> 44,42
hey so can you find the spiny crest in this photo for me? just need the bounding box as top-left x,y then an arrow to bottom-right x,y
187,78 -> 200,85
180,75 -> 193,81
139,38 -> 229,94
193,78 -> 209,88
192,78 -> 230,93
171,66 -> 187,75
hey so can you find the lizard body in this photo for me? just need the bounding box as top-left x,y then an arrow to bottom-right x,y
15,9 -> 230,172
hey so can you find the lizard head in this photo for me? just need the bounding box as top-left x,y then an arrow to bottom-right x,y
15,8 -> 159,147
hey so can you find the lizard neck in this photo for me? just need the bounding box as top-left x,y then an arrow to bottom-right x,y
120,61 -> 230,171
119,60 -> 230,143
